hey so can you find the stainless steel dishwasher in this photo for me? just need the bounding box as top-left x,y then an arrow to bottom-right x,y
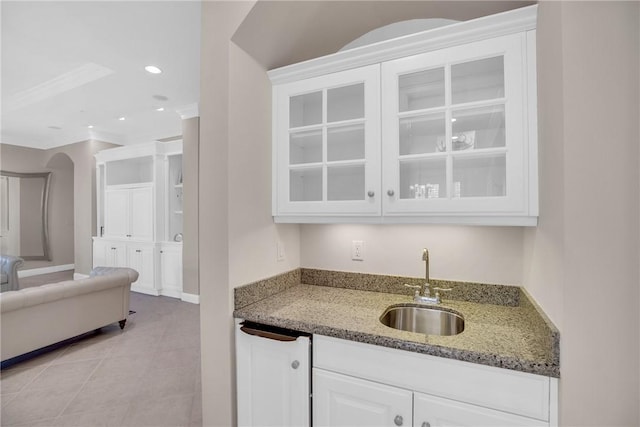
235,320 -> 311,427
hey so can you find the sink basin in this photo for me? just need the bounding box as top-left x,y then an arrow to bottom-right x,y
380,305 -> 465,336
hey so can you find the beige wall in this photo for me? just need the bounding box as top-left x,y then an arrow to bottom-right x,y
183,116 -> 200,296
199,2 -> 257,426
302,225 -> 523,284
228,42 -> 300,288
526,2 -> 640,425
0,144 -> 74,269
46,140 -> 118,275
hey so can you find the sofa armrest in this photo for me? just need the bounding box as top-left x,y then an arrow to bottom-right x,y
1,255 -> 24,291
90,267 -> 139,283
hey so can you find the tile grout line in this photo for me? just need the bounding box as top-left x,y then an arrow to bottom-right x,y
52,355 -> 112,422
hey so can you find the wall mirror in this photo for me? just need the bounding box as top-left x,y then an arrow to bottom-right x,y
0,171 -> 51,260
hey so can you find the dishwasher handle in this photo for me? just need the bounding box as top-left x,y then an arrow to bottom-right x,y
240,322 -> 308,342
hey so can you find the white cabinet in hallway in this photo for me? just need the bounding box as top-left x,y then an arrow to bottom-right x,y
94,141 -> 185,300
158,243 -> 182,298
104,186 -> 153,240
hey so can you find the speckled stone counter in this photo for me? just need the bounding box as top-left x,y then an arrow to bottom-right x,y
233,270 -> 560,378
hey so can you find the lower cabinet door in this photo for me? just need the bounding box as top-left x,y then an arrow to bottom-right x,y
413,392 -> 547,427
314,368 -> 412,427
159,245 -> 182,297
236,323 -> 310,427
127,244 -> 155,292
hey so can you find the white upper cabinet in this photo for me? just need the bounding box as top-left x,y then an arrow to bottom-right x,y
270,5 -> 538,226
382,33 -> 531,219
273,65 -> 381,216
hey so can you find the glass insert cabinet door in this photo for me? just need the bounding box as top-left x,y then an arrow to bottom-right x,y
274,64 -> 381,216
381,33 -> 527,215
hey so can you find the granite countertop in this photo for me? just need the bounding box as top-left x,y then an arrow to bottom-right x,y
233,270 -> 560,378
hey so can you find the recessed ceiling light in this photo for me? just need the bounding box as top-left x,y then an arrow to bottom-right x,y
145,65 -> 162,74
88,125 -> 94,129
118,117 -> 126,121
156,107 -> 165,112
451,118 -> 457,122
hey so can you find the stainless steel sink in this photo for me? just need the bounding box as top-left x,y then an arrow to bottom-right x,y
380,305 -> 465,336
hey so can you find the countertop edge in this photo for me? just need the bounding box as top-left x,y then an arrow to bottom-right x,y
233,308 -> 560,378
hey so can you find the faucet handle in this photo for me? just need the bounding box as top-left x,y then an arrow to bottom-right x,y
404,283 -> 421,297
431,287 -> 452,299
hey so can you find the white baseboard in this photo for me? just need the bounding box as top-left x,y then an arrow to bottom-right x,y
160,288 -> 182,299
74,273 -> 90,280
18,264 -> 75,278
130,284 -> 160,296
181,292 -> 200,304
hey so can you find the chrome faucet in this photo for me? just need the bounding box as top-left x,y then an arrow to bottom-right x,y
422,248 -> 430,294
404,248 -> 451,304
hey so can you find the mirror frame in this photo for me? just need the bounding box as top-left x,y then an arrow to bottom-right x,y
0,170 -> 52,261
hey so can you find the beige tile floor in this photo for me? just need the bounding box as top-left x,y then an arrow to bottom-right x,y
0,292 -> 202,427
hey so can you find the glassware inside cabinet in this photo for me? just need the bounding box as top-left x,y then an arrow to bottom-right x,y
452,105 -> 505,151
399,158 -> 447,200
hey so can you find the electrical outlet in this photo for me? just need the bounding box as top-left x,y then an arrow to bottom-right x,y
351,240 -> 364,261
276,241 -> 285,262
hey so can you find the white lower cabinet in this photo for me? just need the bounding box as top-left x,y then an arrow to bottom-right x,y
313,368 -> 412,427
413,392 -> 547,427
235,321 -> 310,427
313,335 -> 557,427
126,243 -> 156,294
158,244 -> 183,298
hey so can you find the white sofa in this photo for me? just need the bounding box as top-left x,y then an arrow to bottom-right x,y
0,267 -> 138,362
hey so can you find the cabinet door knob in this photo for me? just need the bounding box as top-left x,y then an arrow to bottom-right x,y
367,191 -> 375,198
387,189 -> 395,197
394,415 -> 403,426
421,422 -> 431,427
136,249 -> 141,253
291,360 -> 300,369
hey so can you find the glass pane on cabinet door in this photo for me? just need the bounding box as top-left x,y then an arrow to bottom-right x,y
290,168 -> 322,201
327,83 -> 364,123
399,113 -> 446,155
290,91 -> 322,128
451,56 -> 504,104
399,158 -> 447,199
328,124 -> 364,162
452,105 -> 505,151
327,165 -> 365,201
399,68 -> 445,112
452,154 -> 506,198
290,130 -> 322,164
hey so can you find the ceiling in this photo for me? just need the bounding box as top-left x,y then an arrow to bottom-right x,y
1,1 -> 201,149
232,1 -> 535,70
